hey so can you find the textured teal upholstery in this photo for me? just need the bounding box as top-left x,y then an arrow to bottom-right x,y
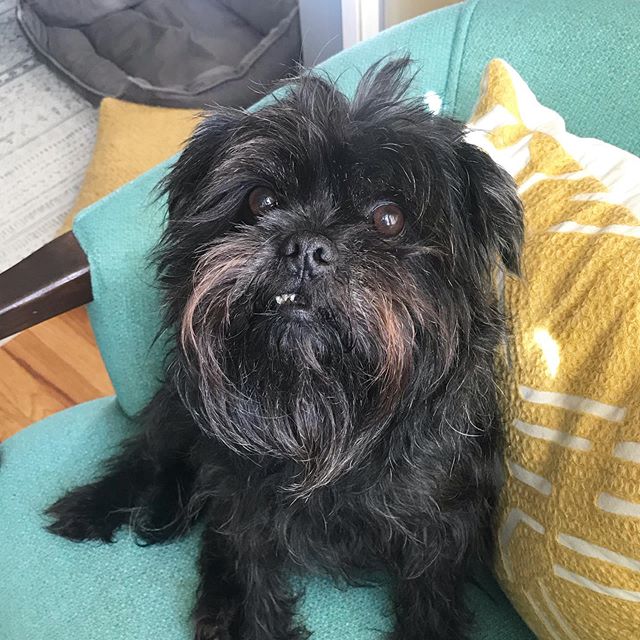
445,0 -> 640,156
4,0 -> 639,637
0,399 -> 533,639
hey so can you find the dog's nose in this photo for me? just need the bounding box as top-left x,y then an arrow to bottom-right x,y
280,232 -> 336,278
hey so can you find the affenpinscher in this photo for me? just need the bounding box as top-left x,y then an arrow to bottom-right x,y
46,59 -> 523,639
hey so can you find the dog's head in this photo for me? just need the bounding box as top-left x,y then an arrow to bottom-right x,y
158,58 -> 522,491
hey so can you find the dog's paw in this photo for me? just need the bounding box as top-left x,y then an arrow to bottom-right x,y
194,599 -> 240,640
131,483 -> 194,546
44,486 -> 127,542
387,624 -> 468,640
194,618 -> 232,640
241,621 -> 310,640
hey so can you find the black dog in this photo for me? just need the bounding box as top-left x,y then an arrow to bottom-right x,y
46,59 -> 523,640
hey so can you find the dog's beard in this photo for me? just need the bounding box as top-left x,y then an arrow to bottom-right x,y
154,55 -> 523,510
177,229 -> 456,494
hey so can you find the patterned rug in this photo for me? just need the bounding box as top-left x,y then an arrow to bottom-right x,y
0,0 -> 97,273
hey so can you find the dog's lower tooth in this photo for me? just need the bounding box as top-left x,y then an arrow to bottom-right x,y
275,295 -> 283,305
290,294 -> 296,302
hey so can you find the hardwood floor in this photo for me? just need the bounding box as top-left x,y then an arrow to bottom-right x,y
0,307 -> 114,441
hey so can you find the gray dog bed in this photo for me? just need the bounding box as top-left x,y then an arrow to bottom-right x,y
17,0 -> 300,108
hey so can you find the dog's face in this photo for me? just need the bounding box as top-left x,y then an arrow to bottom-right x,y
158,59 -> 522,490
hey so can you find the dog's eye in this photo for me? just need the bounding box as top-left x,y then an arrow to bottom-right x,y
248,187 -> 277,215
371,203 -> 405,237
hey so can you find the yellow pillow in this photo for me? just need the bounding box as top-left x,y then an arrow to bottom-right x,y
60,98 -> 200,233
468,60 -> 640,640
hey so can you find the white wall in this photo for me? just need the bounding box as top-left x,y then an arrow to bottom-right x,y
384,0 -> 458,28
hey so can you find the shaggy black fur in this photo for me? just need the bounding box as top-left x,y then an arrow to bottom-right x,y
45,59 -> 523,639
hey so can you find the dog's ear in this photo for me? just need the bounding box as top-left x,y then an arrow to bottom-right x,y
160,108 -> 242,221
457,141 -> 524,275
350,56 -> 415,117
154,109 -> 245,297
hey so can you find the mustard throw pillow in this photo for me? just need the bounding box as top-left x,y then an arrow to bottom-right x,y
60,98 -> 200,233
467,60 -> 640,640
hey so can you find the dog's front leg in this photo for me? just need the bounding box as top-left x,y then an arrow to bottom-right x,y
391,554 -> 470,640
45,387 -> 200,543
194,522 -> 308,640
45,432 -> 196,543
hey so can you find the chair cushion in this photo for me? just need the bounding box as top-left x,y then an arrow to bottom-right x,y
0,399 -> 534,639
467,58 -> 640,640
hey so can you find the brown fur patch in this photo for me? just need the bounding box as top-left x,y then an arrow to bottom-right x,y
180,237 -> 257,368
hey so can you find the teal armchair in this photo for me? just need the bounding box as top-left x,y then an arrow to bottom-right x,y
2,1 -> 639,638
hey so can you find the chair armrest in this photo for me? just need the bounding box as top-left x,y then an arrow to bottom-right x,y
0,232 -> 92,340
